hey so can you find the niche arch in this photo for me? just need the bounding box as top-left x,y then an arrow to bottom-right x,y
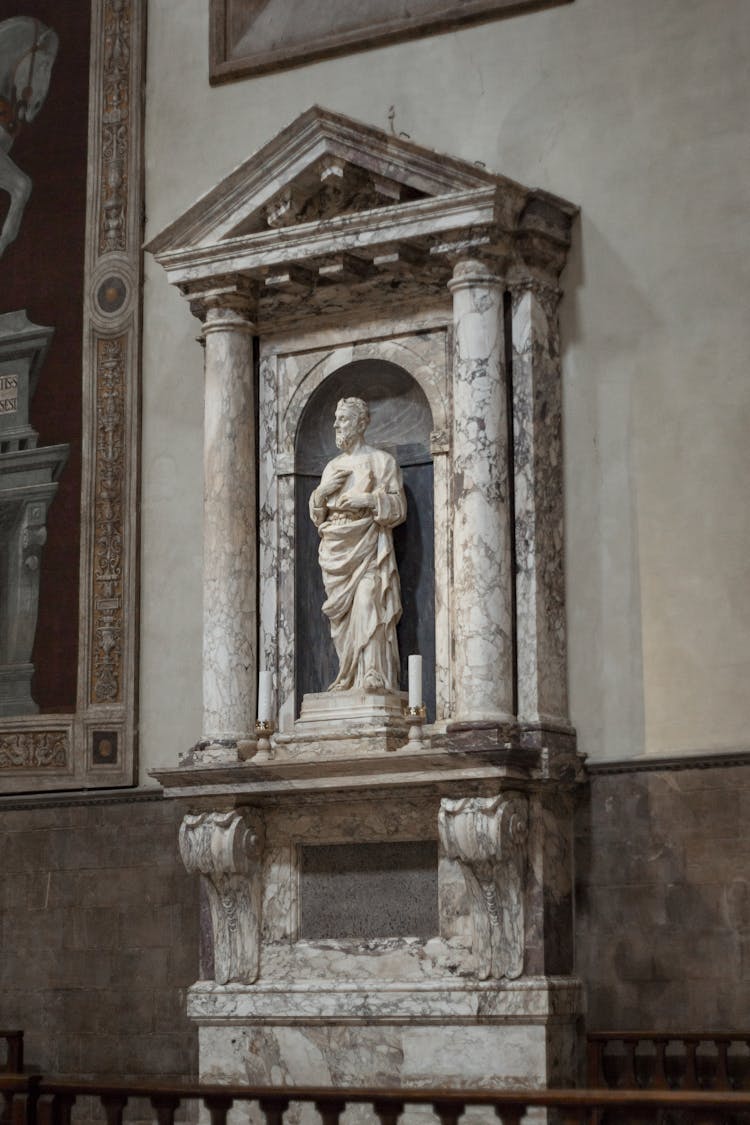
282,335 -> 450,457
293,359 -> 436,718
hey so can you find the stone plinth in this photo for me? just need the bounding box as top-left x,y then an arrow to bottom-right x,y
296,688 -> 408,731
154,742 -> 585,1094
195,979 -> 582,1094
276,688 -> 410,757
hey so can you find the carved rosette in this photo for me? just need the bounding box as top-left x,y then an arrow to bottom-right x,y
439,793 -> 528,980
179,808 -> 265,985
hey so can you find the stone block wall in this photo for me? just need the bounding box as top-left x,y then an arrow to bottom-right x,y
0,792 -> 199,1080
576,760 -> 750,1030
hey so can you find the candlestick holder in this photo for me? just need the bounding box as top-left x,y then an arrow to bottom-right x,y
254,719 -> 276,762
404,703 -> 427,750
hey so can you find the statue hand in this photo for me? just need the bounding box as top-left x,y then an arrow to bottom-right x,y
319,465 -> 350,501
338,491 -> 375,511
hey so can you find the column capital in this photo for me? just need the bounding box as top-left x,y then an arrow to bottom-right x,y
447,255 -> 506,293
508,275 -> 562,314
180,274 -> 258,326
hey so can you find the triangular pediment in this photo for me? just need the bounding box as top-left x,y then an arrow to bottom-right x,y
147,106 -> 518,256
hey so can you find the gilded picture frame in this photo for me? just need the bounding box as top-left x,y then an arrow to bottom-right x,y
210,0 -> 574,84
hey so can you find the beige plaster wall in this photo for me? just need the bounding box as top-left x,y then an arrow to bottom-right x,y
140,0 -> 750,776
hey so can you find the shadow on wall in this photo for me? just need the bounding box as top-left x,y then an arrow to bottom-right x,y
576,765 -> 750,1029
559,215 -> 656,762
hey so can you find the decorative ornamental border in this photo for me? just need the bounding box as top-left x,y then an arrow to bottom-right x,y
0,0 -> 144,794
0,730 -> 70,771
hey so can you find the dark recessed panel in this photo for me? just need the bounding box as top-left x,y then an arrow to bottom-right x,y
299,840 -> 438,940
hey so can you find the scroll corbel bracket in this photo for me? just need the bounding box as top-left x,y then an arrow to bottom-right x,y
438,793 -> 528,980
179,808 -> 264,985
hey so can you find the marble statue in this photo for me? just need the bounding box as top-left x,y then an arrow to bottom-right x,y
310,397 -> 406,693
0,17 -> 58,258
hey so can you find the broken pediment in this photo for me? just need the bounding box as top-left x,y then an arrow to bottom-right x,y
147,106 -> 577,330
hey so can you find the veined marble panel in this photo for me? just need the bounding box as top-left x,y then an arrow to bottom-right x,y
189,977 -> 584,1023
512,283 -> 569,727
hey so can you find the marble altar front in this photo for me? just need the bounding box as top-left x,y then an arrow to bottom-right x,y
149,107 -> 583,1100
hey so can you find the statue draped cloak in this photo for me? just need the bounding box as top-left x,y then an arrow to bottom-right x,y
310,446 -> 406,692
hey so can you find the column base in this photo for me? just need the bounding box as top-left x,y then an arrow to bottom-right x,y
0,664 -> 38,716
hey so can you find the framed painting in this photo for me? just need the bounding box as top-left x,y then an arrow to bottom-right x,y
210,0 -> 573,83
0,0 -> 144,792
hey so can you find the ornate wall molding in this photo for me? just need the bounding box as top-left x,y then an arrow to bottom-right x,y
0,0 -> 144,793
439,793 -> 528,980
179,809 -> 265,985
90,335 -> 127,706
0,730 -> 69,770
586,749 -> 750,775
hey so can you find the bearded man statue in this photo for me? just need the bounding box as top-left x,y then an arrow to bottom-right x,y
309,397 -> 406,693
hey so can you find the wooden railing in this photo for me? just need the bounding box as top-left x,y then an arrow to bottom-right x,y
588,1032 -> 750,1092
2,1076 -> 750,1125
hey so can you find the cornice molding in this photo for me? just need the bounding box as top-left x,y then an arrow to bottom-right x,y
586,749 -> 750,776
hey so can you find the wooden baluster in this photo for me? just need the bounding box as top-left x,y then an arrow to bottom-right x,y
259,1097 -> 290,1125
35,1094 -> 56,1125
734,1037 -> 750,1090
37,1094 -> 76,1125
624,1040 -> 638,1088
101,1094 -> 129,1125
373,1098 -> 403,1125
714,1039 -> 729,1090
653,1038 -> 669,1090
10,1092 -> 30,1125
204,1095 -> 234,1125
151,1094 -> 181,1125
433,1100 -> 464,1125
560,1112 -> 585,1125
314,1098 -> 345,1125
587,1039 -> 605,1087
684,1040 -> 698,1089
493,1104 -> 525,1125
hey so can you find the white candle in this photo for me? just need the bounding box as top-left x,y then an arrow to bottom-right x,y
257,670 -> 273,723
408,654 -> 423,709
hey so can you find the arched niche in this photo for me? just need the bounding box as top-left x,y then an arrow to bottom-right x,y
294,358 -> 436,719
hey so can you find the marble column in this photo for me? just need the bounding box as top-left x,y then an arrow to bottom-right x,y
448,258 -> 514,723
511,279 -> 569,728
200,291 -> 257,744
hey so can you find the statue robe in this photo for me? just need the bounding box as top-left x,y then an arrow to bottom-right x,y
310,445 -> 406,692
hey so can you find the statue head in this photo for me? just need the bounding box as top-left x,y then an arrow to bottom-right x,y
334,397 -> 369,451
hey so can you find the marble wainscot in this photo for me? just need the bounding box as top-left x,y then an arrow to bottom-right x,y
149,108 -> 584,1099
